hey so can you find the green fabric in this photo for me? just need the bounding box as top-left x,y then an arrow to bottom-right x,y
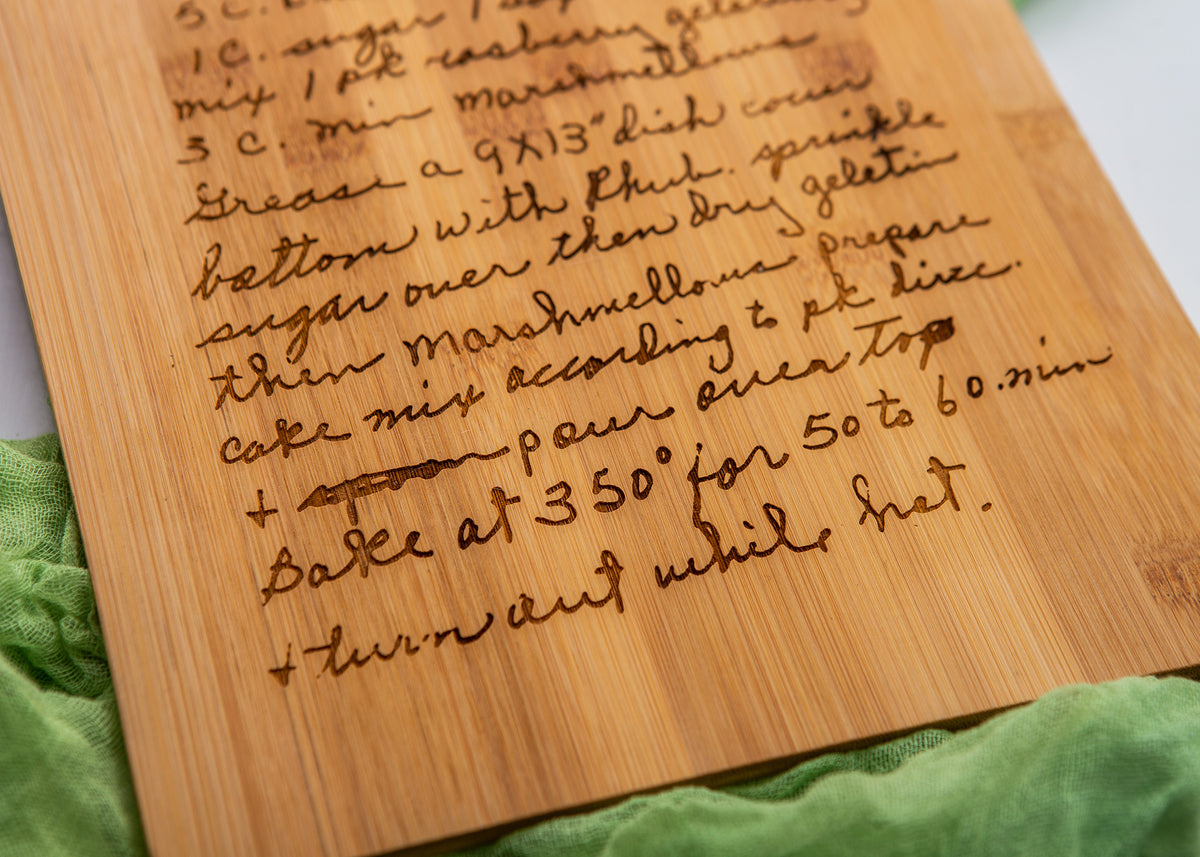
0,437 -> 145,856
466,680 -> 1200,857
3,435 -> 1200,856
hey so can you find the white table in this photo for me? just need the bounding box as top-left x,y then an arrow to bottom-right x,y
2,0 -> 1197,439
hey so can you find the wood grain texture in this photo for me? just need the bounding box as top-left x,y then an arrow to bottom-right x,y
2,0 -> 1199,854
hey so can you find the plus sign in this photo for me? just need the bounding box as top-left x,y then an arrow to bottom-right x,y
268,645 -> 296,688
246,490 -> 279,529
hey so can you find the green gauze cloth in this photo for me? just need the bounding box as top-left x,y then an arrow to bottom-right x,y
0,437 -> 145,857
3,435 -> 1200,856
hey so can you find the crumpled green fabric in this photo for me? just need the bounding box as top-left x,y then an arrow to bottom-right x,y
3,434 -> 1200,857
0,436 -> 145,857
466,678 -> 1200,857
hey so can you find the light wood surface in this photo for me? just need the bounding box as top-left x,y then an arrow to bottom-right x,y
3,1 -> 1200,854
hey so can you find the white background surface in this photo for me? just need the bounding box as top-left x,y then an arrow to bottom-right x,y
1,0 -> 1197,439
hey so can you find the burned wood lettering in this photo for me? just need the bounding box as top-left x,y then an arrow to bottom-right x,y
457,449 -> 672,549
289,550 -> 626,680
197,291 -> 389,363
6,0 -> 1194,855
184,175 -> 409,224
853,456 -> 968,533
190,231 -> 420,300
299,444 -> 512,525
655,443 -> 832,588
220,418 -> 351,465
208,351 -> 385,410
261,526 -> 433,605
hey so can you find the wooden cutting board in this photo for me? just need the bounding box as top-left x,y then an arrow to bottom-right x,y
2,0 -> 1199,854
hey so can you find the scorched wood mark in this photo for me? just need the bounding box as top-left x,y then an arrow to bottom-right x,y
298,446 -> 512,525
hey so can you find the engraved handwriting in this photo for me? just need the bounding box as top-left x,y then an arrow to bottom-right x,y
403,260 -> 531,307
221,418 -> 351,465
655,444 -> 831,587
854,315 -> 955,370
291,551 -> 624,680
261,526 -> 432,605
753,99 -> 945,180
697,352 -> 851,411
451,32 -> 819,112
298,445 -> 512,524
196,291 -> 388,363
427,20 -> 662,70
584,153 -> 724,212
144,0 -> 1114,695
185,176 -> 407,224
191,231 -> 419,300
174,84 -> 275,121
283,13 -> 447,63
547,213 -> 679,265
506,322 -> 734,392
799,145 -> 960,219
363,383 -> 486,429
741,71 -> 873,117
209,352 -> 386,410
305,107 -> 434,141
853,457 -> 966,532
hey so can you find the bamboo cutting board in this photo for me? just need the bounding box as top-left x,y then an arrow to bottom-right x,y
3,0 -> 1200,854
